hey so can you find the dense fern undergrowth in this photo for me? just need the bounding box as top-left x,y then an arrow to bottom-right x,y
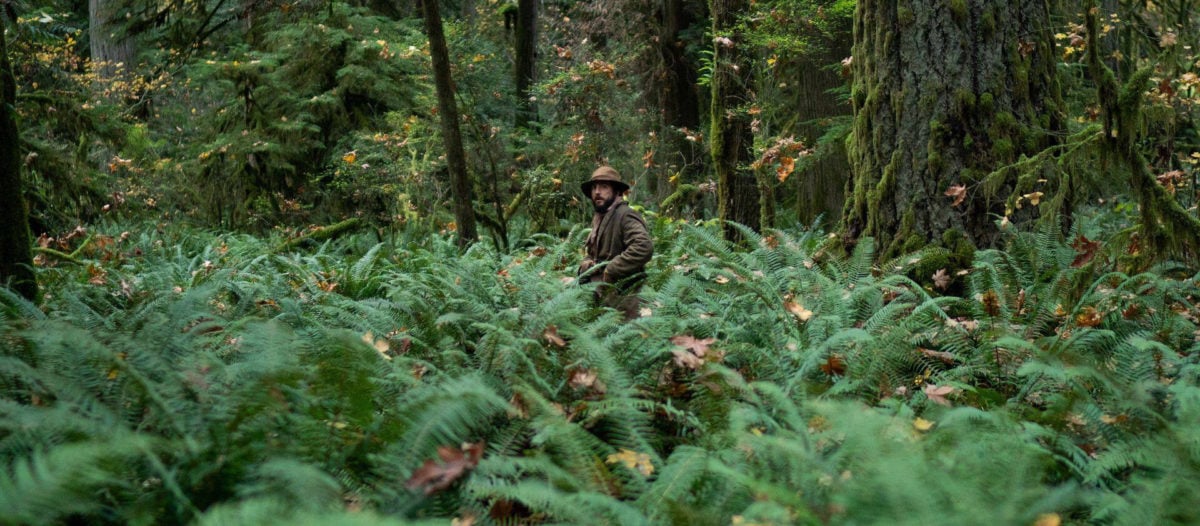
2,216 -> 1199,525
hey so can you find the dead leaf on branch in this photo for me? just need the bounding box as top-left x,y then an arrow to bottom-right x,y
405,442 -> 485,495
944,184 -> 967,207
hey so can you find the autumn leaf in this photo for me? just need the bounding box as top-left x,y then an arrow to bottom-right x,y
672,349 -> 704,369
405,442 -> 485,495
776,156 -> 795,182
1033,513 -> 1061,526
913,417 -> 935,432
819,353 -> 846,376
944,184 -> 967,207
670,335 -> 716,357
922,383 -> 956,406
1070,234 -> 1100,268
1075,306 -> 1102,327
569,368 -> 606,394
362,331 -> 391,360
785,300 -> 813,321
1160,32 -> 1178,47
543,325 -> 567,348
918,348 -> 956,364
342,151 -> 357,164
931,268 -> 951,290
606,449 -> 654,476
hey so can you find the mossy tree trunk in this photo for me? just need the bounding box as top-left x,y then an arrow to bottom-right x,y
0,24 -> 37,300
653,0 -> 704,202
793,29 -> 852,229
422,0 -> 478,248
514,0 -> 537,129
89,0 -> 135,78
710,0 -> 760,241
843,0 -> 1063,257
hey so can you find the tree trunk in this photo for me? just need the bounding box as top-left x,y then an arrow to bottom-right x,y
422,0 -> 479,248
843,0 -> 1063,257
710,0 -> 760,241
0,25 -> 37,300
793,30 -> 852,229
654,0 -> 704,201
89,0 -> 135,78
514,0 -> 538,129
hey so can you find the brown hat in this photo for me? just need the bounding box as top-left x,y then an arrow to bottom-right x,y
580,166 -> 630,196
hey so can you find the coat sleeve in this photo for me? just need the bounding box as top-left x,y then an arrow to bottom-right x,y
605,212 -> 653,282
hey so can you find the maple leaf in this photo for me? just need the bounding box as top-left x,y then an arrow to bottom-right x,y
672,348 -> 704,369
776,156 -> 795,182
405,442 -> 485,495
568,368 -> 606,394
1075,306 -> 1103,327
922,383 -> 956,406
1070,234 -> 1101,268
931,268 -> 951,290
1160,32 -> 1178,47
944,184 -> 967,207
670,335 -> 715,357
784,300 -> 814,321
342,151 -> 357,164
362,332 -> 391,361
606,449 -> 654,476
543,325 -> 567,348
819,353 -> 846,376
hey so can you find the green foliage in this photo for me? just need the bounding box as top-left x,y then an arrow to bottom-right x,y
3,215 -> 1198,523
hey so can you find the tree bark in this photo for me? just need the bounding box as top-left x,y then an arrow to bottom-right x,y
0,25 -> 37,300
514,0 -> 538,129
422,0 -> 479,248
792,30 -> 852,229
89,0 -> 135,78
710,0 -> 760,241
843,0 -> 1063,256
654,0 -> 704,201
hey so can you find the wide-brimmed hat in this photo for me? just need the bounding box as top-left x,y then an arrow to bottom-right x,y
580,166 -> 630,196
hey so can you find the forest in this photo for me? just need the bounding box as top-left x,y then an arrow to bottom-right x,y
1,0 -> 1199,524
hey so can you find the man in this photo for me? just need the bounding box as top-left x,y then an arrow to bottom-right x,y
578,166 -> 653,320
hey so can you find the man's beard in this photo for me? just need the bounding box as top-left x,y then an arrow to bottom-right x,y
593,195 -> 616,213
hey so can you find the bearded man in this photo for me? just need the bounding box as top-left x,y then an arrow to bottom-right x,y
577,166 -> 653,320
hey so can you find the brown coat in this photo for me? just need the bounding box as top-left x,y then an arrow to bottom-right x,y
582,200 -> 653,286
580,200 -> 652,318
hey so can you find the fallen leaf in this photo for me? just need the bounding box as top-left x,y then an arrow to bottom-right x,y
922,383 -> 956,406
606,449 -> 654,476
1034,513 -> 1061,526
785,300 -> 814,321
670,335 -> 716,358
1075,306 -> 1102,327
342,151 -> 357,164
913,417 -> 935,432
1070,234 -> 1100,268
931,268 -> 951,290
405,442 -> 485,495
672,348 -> 704,369
918,348 -> 956,364
543,325 -> 567,348
820,353 -> 846,376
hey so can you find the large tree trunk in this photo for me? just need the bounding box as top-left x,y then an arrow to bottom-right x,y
710,0 -> 760,241
653,0 -> 704,201
514,0 -> 538,129
793,30 -> 852,229
422,0 -> 479,248
0,26 -> 37,300
89,0 -> 135,78
843,0 -> 1064,257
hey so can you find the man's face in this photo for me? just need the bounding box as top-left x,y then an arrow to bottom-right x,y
590,182 -> 616,210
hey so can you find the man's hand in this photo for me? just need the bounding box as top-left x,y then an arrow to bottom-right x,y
578,258 -> 595,276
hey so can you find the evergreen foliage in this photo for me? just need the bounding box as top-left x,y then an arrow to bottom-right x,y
3,216 -> 1198,524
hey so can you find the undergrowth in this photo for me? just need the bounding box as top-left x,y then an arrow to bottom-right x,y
1,217 -> 1198,525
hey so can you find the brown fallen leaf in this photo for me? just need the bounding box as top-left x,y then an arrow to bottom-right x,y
405,442 -> 486,495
